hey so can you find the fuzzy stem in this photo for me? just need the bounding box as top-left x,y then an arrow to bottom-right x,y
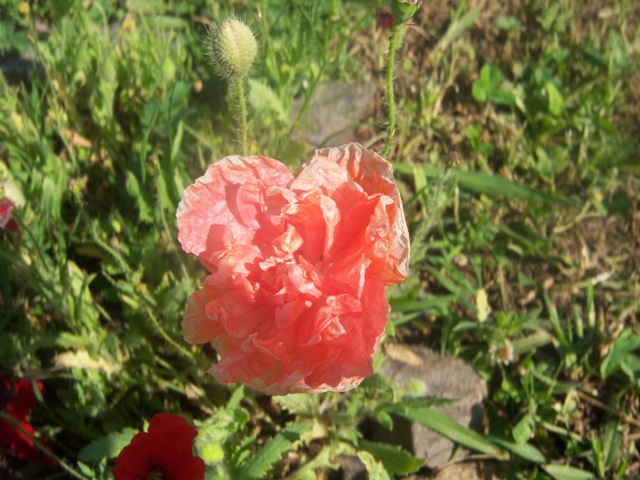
235,77 -> 248,155
0,412 -> 88,479
383,22 -> 404,159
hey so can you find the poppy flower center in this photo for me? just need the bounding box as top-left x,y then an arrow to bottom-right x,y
147,468 -> 164,480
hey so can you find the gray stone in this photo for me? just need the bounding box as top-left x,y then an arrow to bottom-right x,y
291,81 -> 376,149
404,462 -> 500,480
335,455 -> 367,480
0,48 -> 40,85
377,344 -> 488,468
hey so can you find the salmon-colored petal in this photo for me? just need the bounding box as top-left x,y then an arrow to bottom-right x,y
312,143 -> 399,200
177,155 -> 293,271
178,144 -> 409,395
302,143 -> 411,285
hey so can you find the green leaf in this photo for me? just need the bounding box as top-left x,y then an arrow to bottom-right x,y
78,428 -> 138,463
388,406 -> 501,456
545,82 -> 565,116
496,15 -> 523,31
389,295 -> 459,313
543,464 -> 594,480
273,393 -> 320,415
393,163 -> 575,206
375,411 -> 394,431
600,329 -> 640,379
472,64 -> 501,102
125,171 -> 153,223
357,451 -> 392,480
486,435 -> 546,464
542,4 -> 561,31
472,64 -> 515,106
489,88 -> 516,106
236,424 -> 305,480
512,413 -> 535,445
359,440 -> 423,475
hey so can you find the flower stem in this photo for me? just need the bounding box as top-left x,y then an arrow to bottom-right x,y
144,303 -> 192,358
0,412 -> 88,479
382,23 -> 404,159
235,77 -> 248,155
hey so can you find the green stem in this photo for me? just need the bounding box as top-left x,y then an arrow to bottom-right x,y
143,303 -> 192,358
0,412 -> 88,479
235,77 -> 248,155
383,23 -> 404,159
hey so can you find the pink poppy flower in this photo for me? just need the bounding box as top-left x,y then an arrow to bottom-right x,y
177,143 -> 410,395
113,413 -> 205,480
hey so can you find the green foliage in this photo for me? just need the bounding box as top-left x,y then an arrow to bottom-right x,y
0,1 -> 30,55
236,424 -> 305,480
472,64 -> 516,106
78,428 -> 138,464
357,451 -> 392,480
600,329 -> 640,385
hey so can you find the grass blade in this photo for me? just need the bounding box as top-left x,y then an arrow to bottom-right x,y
543,464 -> 594,480
392,164 -> 575,206
389,406 -> 502,456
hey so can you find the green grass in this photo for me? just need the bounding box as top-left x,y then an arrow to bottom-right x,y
0,0 -> 639,478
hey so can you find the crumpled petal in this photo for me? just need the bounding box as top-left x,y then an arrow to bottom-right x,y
177,155 -> 294,271
177,143 -> 410,395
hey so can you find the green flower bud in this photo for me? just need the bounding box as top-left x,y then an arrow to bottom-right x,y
205,18 -> 258,80
390,0 -> 422,24
200,443 -> 224,464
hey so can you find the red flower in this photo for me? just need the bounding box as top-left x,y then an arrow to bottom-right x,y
375,10 -> 394,30
0,198 -> 20,240
113,413 -> 205,480
0,378 -> 55,466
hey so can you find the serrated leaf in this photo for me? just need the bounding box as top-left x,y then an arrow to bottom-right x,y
236,424 -> 305,480
359,440 -> 423,475
357,451 -> 392,480
78,428 -> 138,463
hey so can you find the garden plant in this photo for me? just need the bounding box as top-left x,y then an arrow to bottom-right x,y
0,0 -> 639,479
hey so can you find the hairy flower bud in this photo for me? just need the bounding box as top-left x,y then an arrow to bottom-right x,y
390,0 -> 422,24
205,18 -> 258,80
